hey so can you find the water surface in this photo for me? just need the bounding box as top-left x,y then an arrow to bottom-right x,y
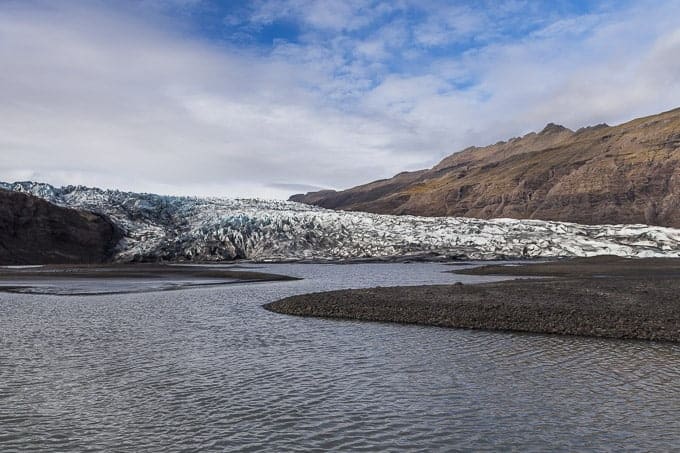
1,263 -> 679,451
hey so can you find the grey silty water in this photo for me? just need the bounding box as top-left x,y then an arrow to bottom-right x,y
1,263 -> 680,451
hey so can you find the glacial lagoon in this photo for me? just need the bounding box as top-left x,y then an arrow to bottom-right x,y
2,263 -> 680,451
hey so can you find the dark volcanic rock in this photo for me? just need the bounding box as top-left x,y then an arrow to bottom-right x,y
292,107 -> 680,227
0,189 -> 122,264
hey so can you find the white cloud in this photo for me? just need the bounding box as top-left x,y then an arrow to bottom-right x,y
1,0 -> 680,199
250,0 -> 394,32
0,1 -> 427,197
413,5 -> 488,46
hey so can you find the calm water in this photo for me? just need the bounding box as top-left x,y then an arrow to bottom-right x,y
1,263 -> 680,452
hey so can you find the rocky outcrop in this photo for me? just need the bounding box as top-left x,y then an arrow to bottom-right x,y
0,189 -> 122,264
291,107 -> 680,227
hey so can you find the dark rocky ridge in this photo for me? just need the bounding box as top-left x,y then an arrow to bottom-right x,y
0,189 -> 122,264
291,107 -> 680,227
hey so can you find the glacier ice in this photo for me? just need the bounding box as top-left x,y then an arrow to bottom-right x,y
3,181 -> 680,262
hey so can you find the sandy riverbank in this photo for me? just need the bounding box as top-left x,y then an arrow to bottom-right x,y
264,256 -> 680,342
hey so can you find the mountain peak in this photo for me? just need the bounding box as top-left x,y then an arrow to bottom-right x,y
539,123 -> 572,135
290,107 -> 680,227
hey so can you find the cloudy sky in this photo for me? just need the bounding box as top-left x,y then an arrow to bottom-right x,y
1,0 -> 680,198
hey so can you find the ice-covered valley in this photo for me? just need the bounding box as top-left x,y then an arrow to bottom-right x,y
3,181 -> 680,262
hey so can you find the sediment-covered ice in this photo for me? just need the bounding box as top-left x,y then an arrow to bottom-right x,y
3,181 -> 680,262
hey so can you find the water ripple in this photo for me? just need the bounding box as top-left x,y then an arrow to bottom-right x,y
1,263 -> 680,451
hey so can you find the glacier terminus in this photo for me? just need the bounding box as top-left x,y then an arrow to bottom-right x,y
3,181 -> 680,263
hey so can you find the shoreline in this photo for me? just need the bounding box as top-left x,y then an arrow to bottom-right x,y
0,264 -> 299,295
264,256 -> 680,342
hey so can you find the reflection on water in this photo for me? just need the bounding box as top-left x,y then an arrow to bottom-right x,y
1,263 -> 679,451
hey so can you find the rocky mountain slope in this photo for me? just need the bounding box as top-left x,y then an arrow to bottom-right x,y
2,182 -> 680,262
0,189 -> 121,264
291,107 -> 680,227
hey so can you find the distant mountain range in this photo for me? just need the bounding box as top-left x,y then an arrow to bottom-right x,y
2,182 -> 680,264
291,107 -> 680,227
3,107 -> 680,264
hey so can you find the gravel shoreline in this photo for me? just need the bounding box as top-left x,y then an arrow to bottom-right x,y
264,257 -> 680,342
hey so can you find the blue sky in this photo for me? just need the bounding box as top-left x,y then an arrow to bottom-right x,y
153,0 -> 626,103
0,0 -> 679,197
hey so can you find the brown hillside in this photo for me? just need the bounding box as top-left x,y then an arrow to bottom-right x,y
291,107 -> 680,227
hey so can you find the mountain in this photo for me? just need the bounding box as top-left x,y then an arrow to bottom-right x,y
2,182 -> 680,262
0,189 -> 121,265
290,107 -> 680,227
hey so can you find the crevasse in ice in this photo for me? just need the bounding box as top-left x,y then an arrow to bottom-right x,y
3,181 -> 680,262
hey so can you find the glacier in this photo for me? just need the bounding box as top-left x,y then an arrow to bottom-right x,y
3,181 -> 680,262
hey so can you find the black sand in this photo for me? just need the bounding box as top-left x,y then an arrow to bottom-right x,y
265,256 -> 680,342
0,264 -> 298,295
454,255 -> 680,278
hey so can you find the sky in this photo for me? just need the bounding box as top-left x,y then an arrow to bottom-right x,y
1,0 -> 680,199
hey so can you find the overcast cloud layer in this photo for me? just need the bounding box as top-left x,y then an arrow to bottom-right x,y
1,0 -> 680,198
